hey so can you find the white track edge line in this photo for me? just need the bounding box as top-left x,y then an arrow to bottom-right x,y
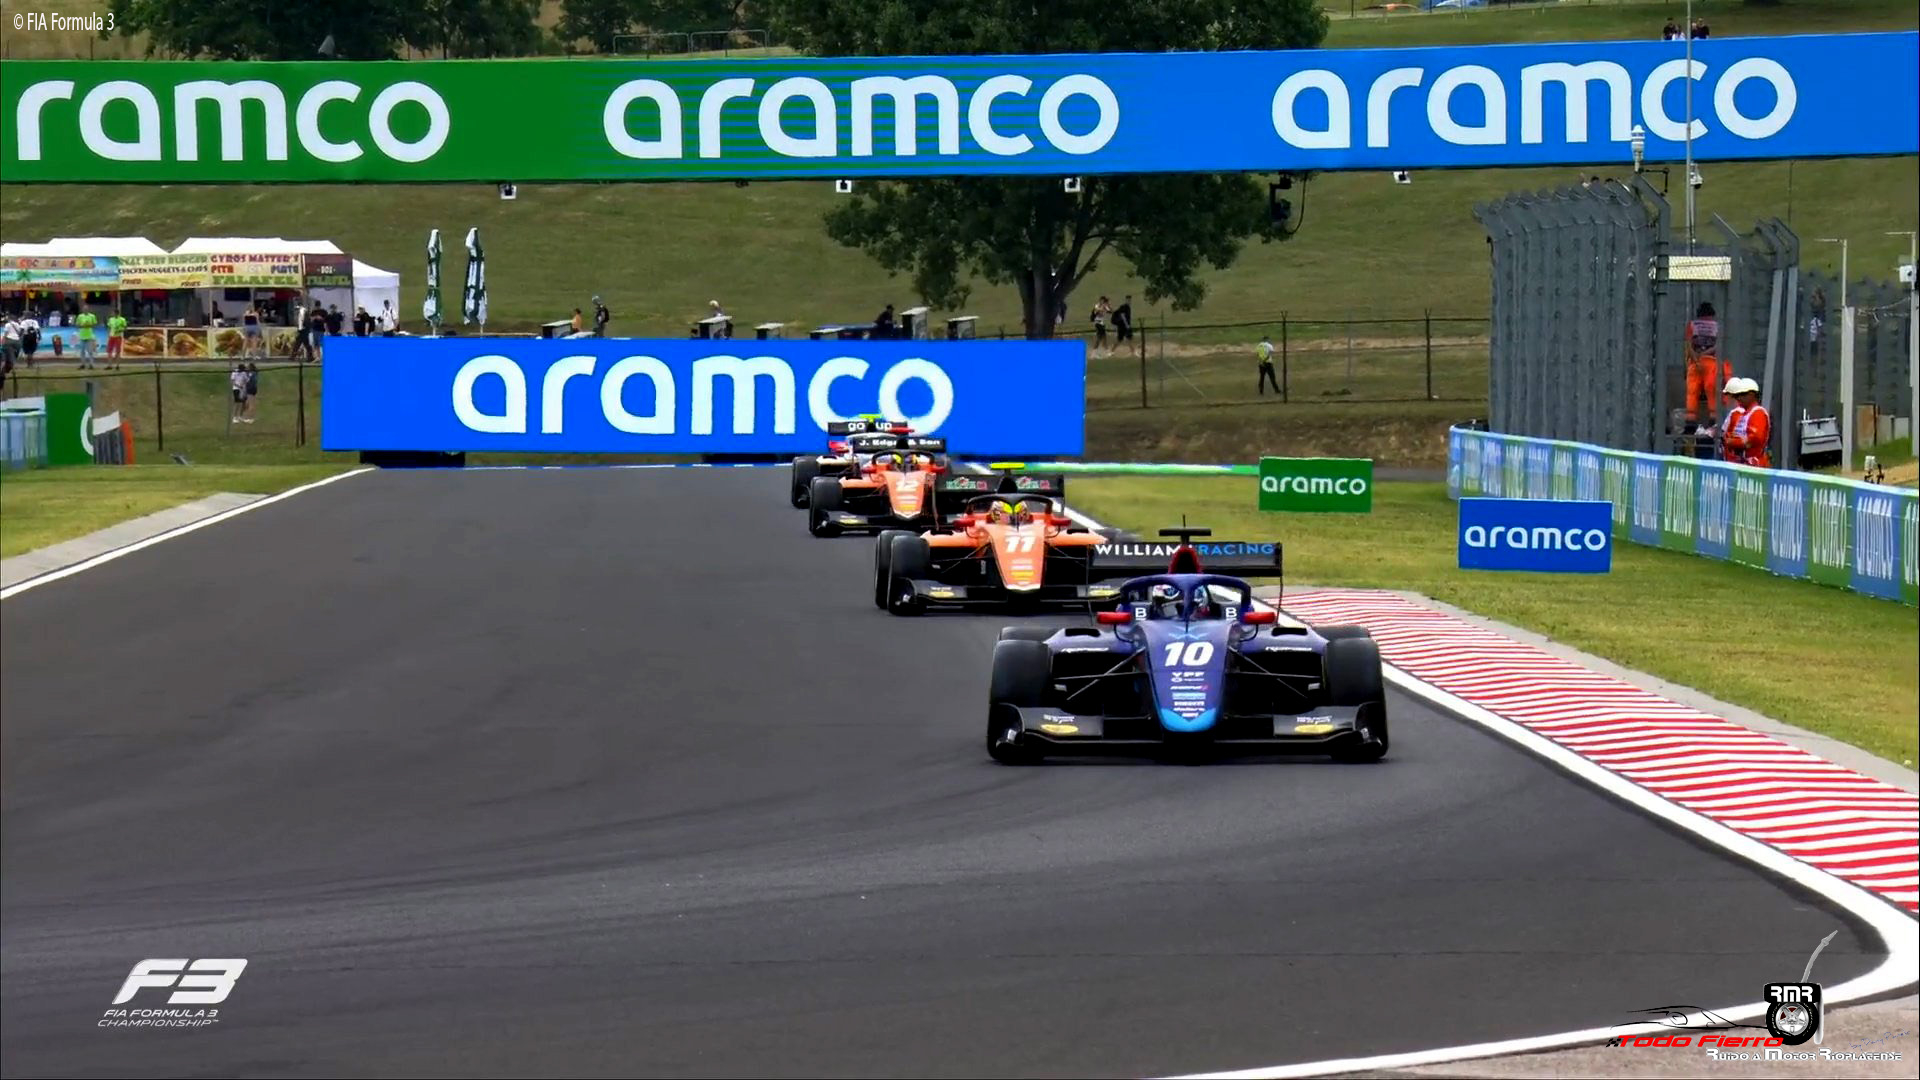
0,467 -> 376,600
1022,473 -> 1917,1078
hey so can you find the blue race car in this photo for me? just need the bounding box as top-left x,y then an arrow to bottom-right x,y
984,527 -> 1389,764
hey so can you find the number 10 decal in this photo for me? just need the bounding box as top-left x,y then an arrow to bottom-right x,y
1162,641 -> 1215,667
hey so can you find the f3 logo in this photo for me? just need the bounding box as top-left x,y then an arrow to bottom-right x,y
112,959 -> 248,1005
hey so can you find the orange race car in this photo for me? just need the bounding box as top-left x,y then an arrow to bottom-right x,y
805,436 -> 953,537
873,475 -> 1121,614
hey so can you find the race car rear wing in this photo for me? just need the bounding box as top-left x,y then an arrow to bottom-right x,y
1089,539 -> 1285,588
826,419 -> 912,436
937,472 -> 1066,497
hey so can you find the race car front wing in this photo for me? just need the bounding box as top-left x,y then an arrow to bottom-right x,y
1003,703 -> 1374,754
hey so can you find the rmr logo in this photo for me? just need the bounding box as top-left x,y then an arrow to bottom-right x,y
112,959 -> 248,1005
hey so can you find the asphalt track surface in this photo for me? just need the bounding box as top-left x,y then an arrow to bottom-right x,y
0,468 -> 1888,1078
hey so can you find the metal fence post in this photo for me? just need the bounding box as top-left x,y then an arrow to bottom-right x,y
1280,313 -> 1290,403
298,360 -> 308,446
153,361 -> 164,452
1137,326 -> 1147,409
1424,308 -> 1433,401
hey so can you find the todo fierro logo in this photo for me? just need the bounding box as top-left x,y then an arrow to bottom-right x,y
1607,932 -> 1838,1056
100,959 -> 246,1029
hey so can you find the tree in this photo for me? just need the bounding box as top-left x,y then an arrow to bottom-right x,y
558,0 -> 749,52
118,0 -> 414,60
766,0 -> 1328,338
409,0 -> 545,58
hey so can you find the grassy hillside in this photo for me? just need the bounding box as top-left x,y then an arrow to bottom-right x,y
2,0 -> 1914,340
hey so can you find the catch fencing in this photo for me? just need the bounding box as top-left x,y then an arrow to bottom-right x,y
1448,425 -> 1918,606
1474,177 -> 1915,468
1042,312 -> 1488,412
2,362 -> 317,460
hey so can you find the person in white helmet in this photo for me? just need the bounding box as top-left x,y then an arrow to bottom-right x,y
1721,378 -> 1771,467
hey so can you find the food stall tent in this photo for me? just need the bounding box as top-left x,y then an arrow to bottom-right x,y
1,236 -> 166,327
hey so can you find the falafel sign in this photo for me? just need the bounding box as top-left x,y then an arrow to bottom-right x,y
4,33 -> 1915,183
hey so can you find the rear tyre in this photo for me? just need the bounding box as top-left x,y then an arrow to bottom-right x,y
987,640 -> 1052,764
874,529 -> 911,608
1325,637 -> 1389,762
808,477 -> 844,537
886,534 -> 931,615
791,458 -> 820,507
1318,624 -> 1373,642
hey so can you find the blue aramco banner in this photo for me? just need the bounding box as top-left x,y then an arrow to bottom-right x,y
321,337 -> 1086,455
4,33 -> 1915,183
1458,497 -> 1614,573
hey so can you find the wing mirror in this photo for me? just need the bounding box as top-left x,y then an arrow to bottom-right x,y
1096,610 -> 1133,626
1240,609 -> 1277,625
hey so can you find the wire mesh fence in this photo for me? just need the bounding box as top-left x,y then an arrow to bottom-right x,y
2,362 -> 320,464
1014,313 -> 1488,412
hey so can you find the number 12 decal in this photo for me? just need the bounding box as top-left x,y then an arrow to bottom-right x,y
1162,642 -> 1215,667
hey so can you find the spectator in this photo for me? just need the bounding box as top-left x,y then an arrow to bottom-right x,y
1091,296 -> 1111,356
242,304 -> 264,360
353,306 -> 372,337
593,296 -> 611,337
230,363 -> 250,424
18,313 -> 39,367
1114,295 -> 1134,350
1662,19 -> 1680,41
73,308 -> 98,369
874,303 -> 896,338
245,363 -> 261,422
292,310 -> 318,363
106,311 -> 127,370
1808,287 -> 1827,348
1691,18 -> 1709,39
1,317 -> 19,374
327,304 -> 344,337
210,303 -> 225,326
1256,334 -> 1280,396
307,307 -> 328,362
570,308 -> 584,335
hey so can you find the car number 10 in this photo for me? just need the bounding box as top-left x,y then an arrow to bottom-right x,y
1162,642 -> 1214,667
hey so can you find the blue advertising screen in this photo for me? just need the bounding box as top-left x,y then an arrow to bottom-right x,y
1459,497 -> 1614,573
321,337 -> 1086,456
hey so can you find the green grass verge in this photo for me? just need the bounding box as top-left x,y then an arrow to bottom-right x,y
0,463 -> 355,557
1070,475 -> 1920,765
1,2 -> 1911,340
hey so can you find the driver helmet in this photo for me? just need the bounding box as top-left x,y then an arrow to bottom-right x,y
988,499 -> 1017,524
1148,582 -> 1182,617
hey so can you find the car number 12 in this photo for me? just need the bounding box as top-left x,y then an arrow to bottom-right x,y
1162,642 -> 1214,667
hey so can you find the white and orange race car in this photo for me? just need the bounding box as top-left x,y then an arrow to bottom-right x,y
805,436 -> 953,537
873,476 -> 1119,614
790,418 -> 914,507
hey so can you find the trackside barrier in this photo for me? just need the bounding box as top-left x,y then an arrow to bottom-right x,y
0,408 -> 50,470
1448,427 -> 1918,606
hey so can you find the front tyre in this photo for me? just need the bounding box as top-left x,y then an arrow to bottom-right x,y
987,640 -> 1051,764
874,529 -> 911,609
1325,637 -> 1389,762
808,476 -> 845,537
791,458 -> 821,507
886,533 -> 931,615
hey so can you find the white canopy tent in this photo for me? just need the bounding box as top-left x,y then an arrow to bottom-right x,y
0,236 -> 168,258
